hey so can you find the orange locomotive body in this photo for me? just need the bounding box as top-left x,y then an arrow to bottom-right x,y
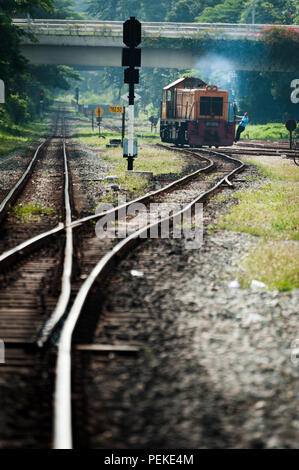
160,77 -> 235,147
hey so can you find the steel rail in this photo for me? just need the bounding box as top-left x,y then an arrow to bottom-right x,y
36,118 -> 73,347
52,148 -> 213,449
70,150 -> 213,228
0,147 -> 213,349
0,113 -> 62,225
221,146 -> 297,156
53,149 -> 245,449
0,113 -> 73,342
0,149 -> 212,273
0,223 -> 64,270
0,145 -> 213,350
0,141 -> 46,224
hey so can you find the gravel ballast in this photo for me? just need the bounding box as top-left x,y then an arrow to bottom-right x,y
79,160 -> 299,449
1,113 -> 298,449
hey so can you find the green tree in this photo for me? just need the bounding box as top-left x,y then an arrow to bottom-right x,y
73,0 -> 89,13
196,0 -> 243,23
138,68 -> 180,114
2,1 -> 53,16
86,0 -> 173,21
33,0 -> 83,19
0,0 -> 81,124
240,0 -> 299,24
166,1 -> 199,22
141,0 -> 172,21
166,1 -> 211,22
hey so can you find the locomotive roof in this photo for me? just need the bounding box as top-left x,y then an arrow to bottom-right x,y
163,77 -> 207,90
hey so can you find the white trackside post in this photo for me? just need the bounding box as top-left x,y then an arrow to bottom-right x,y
128,104 -> 134,156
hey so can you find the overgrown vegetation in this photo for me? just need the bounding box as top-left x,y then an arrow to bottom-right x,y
244,123 -> 290,140
239,241 -> 299,291
0,1 -> 81,127
0,120 -> 49,157
218,181 -> 299,240
242,155 -> 299,182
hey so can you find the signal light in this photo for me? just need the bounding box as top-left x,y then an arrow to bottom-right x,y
122,17 -> 141,89
123,17 -> 141,48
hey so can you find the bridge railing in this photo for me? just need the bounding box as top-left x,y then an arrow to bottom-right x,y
13,19 -> 299,40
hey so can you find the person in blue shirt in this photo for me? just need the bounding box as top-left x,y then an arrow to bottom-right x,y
234,112 -> 249,142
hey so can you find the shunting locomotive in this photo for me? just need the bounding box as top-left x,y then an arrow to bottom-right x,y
160,77 -> 235,147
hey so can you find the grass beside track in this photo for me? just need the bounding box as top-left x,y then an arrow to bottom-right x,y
74,124 -> 194,197
0,121 -> 49,158
217,156 -> 299,291
244,123 -> 291,141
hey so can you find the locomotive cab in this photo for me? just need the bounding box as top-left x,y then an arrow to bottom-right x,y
160,77 -> 235,147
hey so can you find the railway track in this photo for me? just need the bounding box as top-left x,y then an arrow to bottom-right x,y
0,116 -> 246,448
0,113 -> 66,254
53,145 -> 245,449
233,140 -> 293,150
220,140 -> 298,158
0,116 -> 68,344
0,112 -> 74,448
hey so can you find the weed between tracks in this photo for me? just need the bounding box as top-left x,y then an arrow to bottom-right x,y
8,203 -> 55,222
101,144 -> 190,176
74,124 -> 195,196
216,157 -> 299,291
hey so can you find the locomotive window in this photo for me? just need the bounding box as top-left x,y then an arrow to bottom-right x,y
200,97 -> 223,116
166,90 -> 173,101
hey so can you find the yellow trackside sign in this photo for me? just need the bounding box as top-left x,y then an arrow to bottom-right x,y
109,106 -> 123,113
94,106 -> 104,117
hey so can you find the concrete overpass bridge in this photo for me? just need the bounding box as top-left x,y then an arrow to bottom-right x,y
14,19 -> 299,72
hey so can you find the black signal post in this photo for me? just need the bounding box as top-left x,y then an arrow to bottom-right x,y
122,17 -> 141,170
285,119 -> 297,150
97,116 -> 105,138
